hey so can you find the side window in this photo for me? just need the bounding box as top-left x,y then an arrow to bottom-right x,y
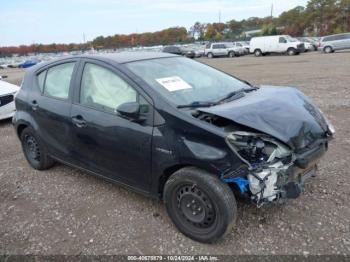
279,37 -> 287,43
212,44 -> 219,49
80,63 -> 137,113
44,63 -> 75,99
37,70 -> 47,92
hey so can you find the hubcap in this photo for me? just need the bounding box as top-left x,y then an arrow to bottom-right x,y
176,185 -> 215,228
25,135 -> 40,162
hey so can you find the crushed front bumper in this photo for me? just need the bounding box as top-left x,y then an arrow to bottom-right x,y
242,140 -> 329,206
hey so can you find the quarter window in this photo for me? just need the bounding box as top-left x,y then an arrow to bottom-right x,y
44,63 -> 75,99
37,70 -> 47,92
80,63 -> 137,113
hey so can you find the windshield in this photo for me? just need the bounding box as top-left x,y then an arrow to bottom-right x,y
286,36 -> 297,42
125,57 -> 248,106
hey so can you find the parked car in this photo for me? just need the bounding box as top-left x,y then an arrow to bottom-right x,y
239,41 -> 251,53
296,37 -> 317,51
318,33 -> 350,53
230,42 -> 248,55
0,79 -> 20,120
162,46 -> 195,58
14,52 -> 334,243
18,59 -> 40,68
204,43 -> 239,58
250,35 -> 305,56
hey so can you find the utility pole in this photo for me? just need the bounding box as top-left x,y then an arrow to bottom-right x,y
270,3 -> 273,18
219,10 -> 221,23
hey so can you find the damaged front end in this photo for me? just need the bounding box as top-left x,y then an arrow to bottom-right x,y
223,131 -> 319,207
193,86 -> 334,207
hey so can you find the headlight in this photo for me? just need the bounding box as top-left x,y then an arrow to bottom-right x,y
226,131 -> 292,168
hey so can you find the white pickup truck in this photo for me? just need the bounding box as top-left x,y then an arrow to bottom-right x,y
204,42 -> 240,58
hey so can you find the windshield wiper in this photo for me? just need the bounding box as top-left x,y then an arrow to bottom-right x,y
215,89 -> 246,104
177,101 -> 217,109
177,85 -> 259,109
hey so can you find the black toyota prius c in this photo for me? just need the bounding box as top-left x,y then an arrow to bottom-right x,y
13,52 -> 334,243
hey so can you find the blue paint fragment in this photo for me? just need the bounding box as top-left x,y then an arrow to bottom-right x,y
221,176 -> 249,193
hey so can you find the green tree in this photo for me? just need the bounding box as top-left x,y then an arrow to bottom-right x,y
205,24 -> 216,40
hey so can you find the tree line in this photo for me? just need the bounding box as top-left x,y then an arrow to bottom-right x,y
0,0 -> 349,56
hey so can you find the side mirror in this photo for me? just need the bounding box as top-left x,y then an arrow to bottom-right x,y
116,102 -> 140,120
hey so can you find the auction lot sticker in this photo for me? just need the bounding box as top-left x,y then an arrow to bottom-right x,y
156,76 -> 192,92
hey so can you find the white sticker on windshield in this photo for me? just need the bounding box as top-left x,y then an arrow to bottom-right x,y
156,76 -> 192,92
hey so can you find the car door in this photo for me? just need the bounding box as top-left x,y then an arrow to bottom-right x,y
278,37 -> 288,52
338,34 -> 350,50
69,59 -> 154,192
212,44 -> 220,56
219,44 -> 228,55
344,34 -> 350,49
332,35 -> 343,50
30,60 -> 78,161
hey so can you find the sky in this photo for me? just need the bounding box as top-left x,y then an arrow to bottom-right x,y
0,0 -> 309,46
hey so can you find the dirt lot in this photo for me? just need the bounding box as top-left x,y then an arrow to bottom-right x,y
1,52 -> 349,255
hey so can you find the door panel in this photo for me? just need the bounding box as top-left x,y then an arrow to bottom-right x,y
30,61 -> 77,161
70,105 -> 153,190
69,61 -> 154,191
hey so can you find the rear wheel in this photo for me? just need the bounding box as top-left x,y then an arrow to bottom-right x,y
164,167 -> 237,243
20,127 -> 55,170
324,46 -> 333,53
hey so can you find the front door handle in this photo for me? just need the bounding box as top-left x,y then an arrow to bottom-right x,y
72,115 -> 87,128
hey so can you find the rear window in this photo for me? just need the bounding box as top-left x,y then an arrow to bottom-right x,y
43,62 -> 75,99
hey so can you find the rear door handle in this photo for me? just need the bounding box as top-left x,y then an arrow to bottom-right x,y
72,115 -> 87,128
31,100 -> 38,111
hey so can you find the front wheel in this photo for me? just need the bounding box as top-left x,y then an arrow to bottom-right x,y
228,51 -> 235,58
20,127 -> 55,170
324,46 -> 333,53
207,53 -> 213,59
287,48 -> 296,56
254,49 -> 262,57
164,167 -> 237,243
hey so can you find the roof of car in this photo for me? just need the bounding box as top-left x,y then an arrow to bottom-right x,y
27,51 -> 179,73
81,51 -> 178,64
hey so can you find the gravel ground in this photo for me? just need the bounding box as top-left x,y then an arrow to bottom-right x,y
0,51 -> 349,255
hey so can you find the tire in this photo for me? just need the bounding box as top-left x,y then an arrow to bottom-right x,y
324,46 -> 333,54
228,51 -> 234,58
207,53 -> 213,59
20,127 -> 55,170
164,167 -> 237,243
254,49 -> 262,57
287,48 -> 296,56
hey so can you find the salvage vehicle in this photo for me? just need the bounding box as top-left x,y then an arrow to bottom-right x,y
0,78 -> 20,120
318,33 -> 350,53
13,52 -> 334,243
204,43 -> 240,58
250,35 -> 305,56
